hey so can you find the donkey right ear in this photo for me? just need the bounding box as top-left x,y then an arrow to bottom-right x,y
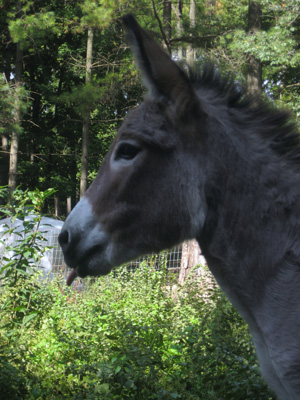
121,15 -> 200,120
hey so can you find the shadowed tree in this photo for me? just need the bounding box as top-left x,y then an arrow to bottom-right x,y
8,1 -> 23,192
80,27 -> 94,198
187,0 -> 196,65
247,0 -> 262,97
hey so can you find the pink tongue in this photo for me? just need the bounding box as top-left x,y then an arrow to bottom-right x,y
67,269 -> 78,286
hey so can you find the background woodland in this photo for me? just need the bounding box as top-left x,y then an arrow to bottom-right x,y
1,0 -> 300,214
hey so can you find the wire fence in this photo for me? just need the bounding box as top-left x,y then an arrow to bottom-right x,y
0,217 -> 205,283
126,245 -> 183,275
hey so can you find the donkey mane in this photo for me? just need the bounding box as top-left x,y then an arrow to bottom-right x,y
189,64 -> 300,168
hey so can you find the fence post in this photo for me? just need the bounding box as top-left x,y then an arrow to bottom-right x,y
67,197 -> 72,215
54,197 -> 60,217
178,239 -> 202,285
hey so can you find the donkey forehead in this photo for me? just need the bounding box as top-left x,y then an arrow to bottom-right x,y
117,100 -> 178,148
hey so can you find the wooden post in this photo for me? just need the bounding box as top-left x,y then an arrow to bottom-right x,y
178,239 -> 204,285
54,197 -> 60,217
67,197 -> 72,215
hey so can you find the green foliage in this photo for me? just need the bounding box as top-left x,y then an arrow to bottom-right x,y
57,82 -> 104,116
79,0 -> 123,29
0,82 -> 29,136
1,259 -> 275,399
0,187 -> 56,337
8,10 -> 58,49
0,188 -> 58,399
0,354 -> 27,400
215,0 -> 300,116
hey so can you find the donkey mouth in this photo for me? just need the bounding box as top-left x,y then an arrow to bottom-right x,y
66,247 -> 113,286
67,269 -> 78,286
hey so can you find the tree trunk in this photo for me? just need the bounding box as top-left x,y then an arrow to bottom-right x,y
80,112 -> 90,198
67,197 -> 72,215
1,41 -> 12,188
0,133 -> 9,187
54,197 -> 60,217
172,0 -> 183,60
247,1 -> 262,98
178,239 -> 204,285
8,38 -> 23,192
80,27 -> 94,198
187,0 -> 196,65
163,0 -> 172,41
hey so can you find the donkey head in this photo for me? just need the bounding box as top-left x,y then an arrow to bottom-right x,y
59,15 -> 208,284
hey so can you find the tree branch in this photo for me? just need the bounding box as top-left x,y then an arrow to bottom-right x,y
151,0 -> 171,54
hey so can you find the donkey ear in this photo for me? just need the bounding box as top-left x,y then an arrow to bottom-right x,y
122,15 -> 199,118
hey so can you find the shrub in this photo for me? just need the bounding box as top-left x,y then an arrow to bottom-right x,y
1,269 -> 275,399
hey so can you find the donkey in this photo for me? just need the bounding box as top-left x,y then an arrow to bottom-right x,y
59,15 -> 300,399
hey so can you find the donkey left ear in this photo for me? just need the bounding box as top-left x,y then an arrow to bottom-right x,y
122,15 -> 200,119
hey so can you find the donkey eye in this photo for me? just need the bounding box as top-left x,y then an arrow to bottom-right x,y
116,143 -> 140,160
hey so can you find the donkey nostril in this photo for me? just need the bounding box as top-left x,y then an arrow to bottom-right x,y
58,228 -> 79,268
58,229 -> 70,249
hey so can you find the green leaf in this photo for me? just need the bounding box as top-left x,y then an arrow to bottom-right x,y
23,312 -> 38,325
14,306 -> 27,312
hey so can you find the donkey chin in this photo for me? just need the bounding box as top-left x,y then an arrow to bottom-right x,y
66,255 -> 113,286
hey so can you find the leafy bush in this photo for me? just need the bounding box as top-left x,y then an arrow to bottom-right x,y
1,271 -> 276,399
0,188 -> 56,335
0,189 -> 276,399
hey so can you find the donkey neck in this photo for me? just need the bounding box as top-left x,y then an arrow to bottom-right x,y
197,116 -> 300,309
